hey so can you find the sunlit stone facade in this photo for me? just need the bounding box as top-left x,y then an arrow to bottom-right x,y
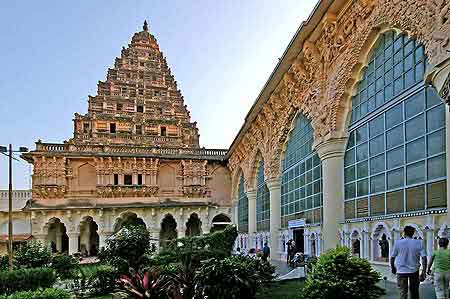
228,0 -> 450,275
20,22 -> 232,254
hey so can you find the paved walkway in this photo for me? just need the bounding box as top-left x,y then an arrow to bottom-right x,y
380,281 -> 436,299
271,260 -> 438,298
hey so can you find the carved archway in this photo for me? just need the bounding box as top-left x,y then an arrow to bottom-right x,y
113,212 -> 146,233
160,214 -> 177,248
185,213 -> 202,237
46,218 -> 69,254
79,216 -> 99,256
210,214 -> 232,233
228,0 -> 450,179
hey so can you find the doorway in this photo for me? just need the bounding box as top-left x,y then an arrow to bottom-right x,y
293,228 -> 304,253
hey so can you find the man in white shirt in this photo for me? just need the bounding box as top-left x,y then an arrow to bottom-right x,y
390,226 -> 427,299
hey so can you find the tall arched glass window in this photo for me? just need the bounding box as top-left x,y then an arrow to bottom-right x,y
256,160 -> 270,231
281,114 -> 322,228
237,175 -> 248,233
344,31 -> 446,219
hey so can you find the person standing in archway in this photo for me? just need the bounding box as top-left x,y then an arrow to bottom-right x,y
390,226 -> 427,299
262,242 -> 270,262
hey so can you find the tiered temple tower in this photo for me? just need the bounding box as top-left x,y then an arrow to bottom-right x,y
21,21 -> 232,254
74,21 -> 199,148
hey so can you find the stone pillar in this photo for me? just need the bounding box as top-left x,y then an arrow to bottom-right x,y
317,233 -> 322,256
316,138 -> 347,251
247,189 -> 257,236
362,231 -> 369,259
68,232 -> 79,255
266,178 -> 281,260
55,232 -> 63,252
425,228 -> 435,258
446,109 -> 450,226
430,60 -> 450,225
304,231 -> 310,255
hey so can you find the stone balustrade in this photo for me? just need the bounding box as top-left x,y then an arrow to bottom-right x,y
34,142 -> 228,160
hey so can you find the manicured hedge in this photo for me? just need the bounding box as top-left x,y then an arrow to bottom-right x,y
0,268 -> 56,295
0,288 -> 70,299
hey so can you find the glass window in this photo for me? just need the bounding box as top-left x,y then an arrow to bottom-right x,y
427,130 -> 445,156
256,160 -> 270,231
386,125 -> 404,149
428,154 -> 446,180
281,114 -> 322,227
345,31 -> 446,219
427,181 -> 446,208
406,138 -> 425,163
237,175 -> 249,233
406,185 -> 425,211
387,168 -> 404,189
370,194 -> 385,216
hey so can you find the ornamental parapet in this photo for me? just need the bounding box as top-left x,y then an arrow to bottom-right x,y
27,142 -> 227,161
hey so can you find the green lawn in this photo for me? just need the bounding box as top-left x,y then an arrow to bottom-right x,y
256,279 -> 305,299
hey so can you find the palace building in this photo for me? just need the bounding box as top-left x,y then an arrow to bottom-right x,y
20,21 -> 231,255
227,0 -> 450,272
2,0 -> 450,274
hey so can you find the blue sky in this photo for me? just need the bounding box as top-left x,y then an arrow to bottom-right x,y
0,1 -> 317,189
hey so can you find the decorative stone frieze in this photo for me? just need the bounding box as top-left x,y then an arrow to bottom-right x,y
229,0 -> 450,185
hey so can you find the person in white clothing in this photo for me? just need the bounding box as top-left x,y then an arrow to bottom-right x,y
390,226 -> 427,299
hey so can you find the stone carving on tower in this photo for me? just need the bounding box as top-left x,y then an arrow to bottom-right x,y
73,20 -> 200,148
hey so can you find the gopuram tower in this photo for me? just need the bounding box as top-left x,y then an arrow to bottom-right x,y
22,21 -> 232,254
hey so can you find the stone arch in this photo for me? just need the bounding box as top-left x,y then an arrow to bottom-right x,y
210,213 -> 232,233
278,108 -> 318,172
45,217 -> 69,254
160,214 -> 177,248
113,211 -> 147,233
247,150 -> 265,190
351,229 -> 362,257
231,167 -> 245,202
328,0 -> 450,142
371,222 -> 391,262
79,216 -> 99,256
185,213 -> 202,237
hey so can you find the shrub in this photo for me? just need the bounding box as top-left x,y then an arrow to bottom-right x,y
99,225 -> 152,274
51,254 -> 79,280
14,240 -> 51,269
120,267 -> 177,299
72,264 -> 119,296
0,288 -> 70,299
0,268 -> 56,295
301,247 -> 385,299
193,255 -> 275,299
0,256 -> 8,271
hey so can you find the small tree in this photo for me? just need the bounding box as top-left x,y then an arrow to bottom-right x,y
51,254 -> 79,280
14,240 -> 52,269
301,247 -> 385,299
99,225 -> 152,274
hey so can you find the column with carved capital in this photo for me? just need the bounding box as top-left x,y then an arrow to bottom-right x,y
246,189 -> 257,236
316,138 -> 347,251
430,61 -> 450,224
362,231 -> 369,259
266,177 -> 281,260
425,228 -> 435,258
304,231 -> 310,255
68,232 -> 79,255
